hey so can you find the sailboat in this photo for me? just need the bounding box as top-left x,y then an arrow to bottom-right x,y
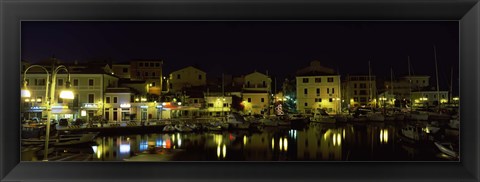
406,56 -> 429,121
426,45 -> 451,121
366,60 -> 385,122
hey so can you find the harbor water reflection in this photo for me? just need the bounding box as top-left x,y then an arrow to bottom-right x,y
90,122 -> 455,161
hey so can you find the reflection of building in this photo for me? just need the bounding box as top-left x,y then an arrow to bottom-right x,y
296,126 -> 342,160
342,75 -> 377,108
242,71 -> 271,115
169,66 -> 207,93
296,61 -> 341,114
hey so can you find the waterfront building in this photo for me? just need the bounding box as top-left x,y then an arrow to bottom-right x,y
111,63 -> 131,79
296,61 -> 341,114
130,59 -> 163,95
241,71 -> 271,115
21,64 -> 119,122
168,66 -> 207,93
342,75 -> 377,108
411,90 -> 449,107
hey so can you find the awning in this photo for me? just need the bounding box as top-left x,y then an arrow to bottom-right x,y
25,109 -> 44,113
51,109 -> 75,114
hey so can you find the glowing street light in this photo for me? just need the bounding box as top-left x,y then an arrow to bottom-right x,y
21,64 -> 74,161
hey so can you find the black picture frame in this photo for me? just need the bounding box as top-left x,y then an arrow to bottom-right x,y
1,0 -> 478,181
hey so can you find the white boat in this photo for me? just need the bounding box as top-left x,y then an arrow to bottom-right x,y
423,124 -> 440,134
409,111 -> 429,121
449,118 -> 459,129
162,125 -> 176,132
226,113 -> 251,129
399,125 -> 429,143
174,124 -> 193,132
434,141 -> 459,158
310,109 -> 336,123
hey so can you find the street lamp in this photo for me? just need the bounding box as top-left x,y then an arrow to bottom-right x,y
21,64 -> 74,161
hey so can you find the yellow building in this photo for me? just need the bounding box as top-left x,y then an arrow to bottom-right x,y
343,75 -> 377,108
296,61 -> 341,114
169,66 -> 207,92
242,71 -> 271,115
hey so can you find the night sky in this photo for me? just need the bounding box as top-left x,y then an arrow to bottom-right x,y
22,21 -> 459,92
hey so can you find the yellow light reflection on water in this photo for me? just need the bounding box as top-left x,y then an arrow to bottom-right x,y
380,130 -> 383,143
271,138 -> 275,150
222,144 -> 226,158
384,129 -> 388,143
279,138 -> 283,150
178,138 -> 182,147
283,138 -> 288,151
243,136 -> 247,146
343,129 -> 345,139
337,133 -> 341,146
217,145 -> 221,158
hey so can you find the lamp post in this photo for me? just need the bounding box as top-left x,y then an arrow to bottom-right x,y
21,64 -> 74,161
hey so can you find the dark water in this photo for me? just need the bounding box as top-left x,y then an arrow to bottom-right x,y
88,121 -> 459,161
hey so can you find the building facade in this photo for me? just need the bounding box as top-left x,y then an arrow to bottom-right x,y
242,71 -> 271,115
343,75 -> 377,108
169,66 -> 207,92
296,61 -> 341,114
130,59 -> 163,95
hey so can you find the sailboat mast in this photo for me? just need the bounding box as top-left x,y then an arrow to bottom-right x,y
368,60 -> 372,107
407,56 -> 412,109
390,68 -> 394,106
434,45 -> 441,112
450,67 -> 453,104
